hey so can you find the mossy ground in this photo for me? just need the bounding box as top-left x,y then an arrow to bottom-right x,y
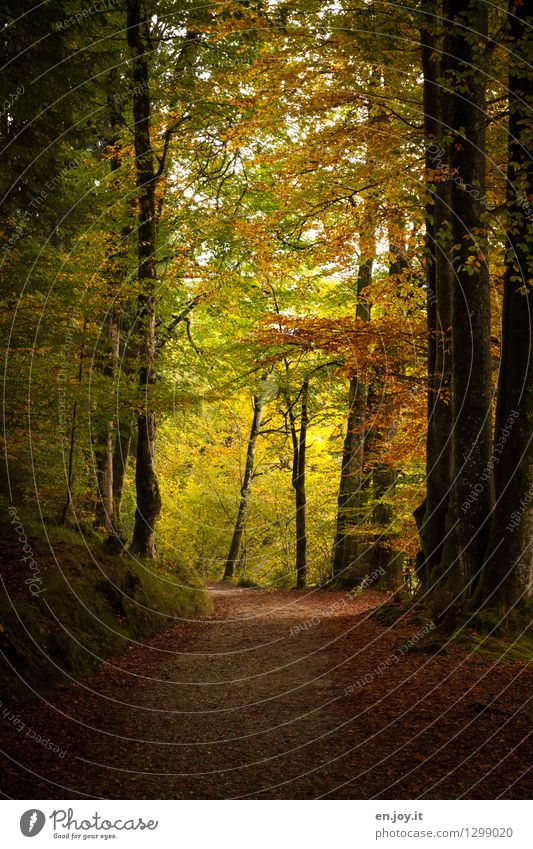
451,630 -> 533,662
0,504 -> 211,702
370,597 -> 533,662
453,606 -> 533,662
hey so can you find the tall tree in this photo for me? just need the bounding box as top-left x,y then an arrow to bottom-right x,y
127,0 -> 162,558
414,0 -> 454,587
331,256 -> 373,578
289,377 -> 309,589
443,0 -> 493,590
416,0 -> 493,606
112,416 -> 133,531
366,225 -> 409,589
478,0 -> 533,614
223,388 -> 267,580
93,92 -> 126,537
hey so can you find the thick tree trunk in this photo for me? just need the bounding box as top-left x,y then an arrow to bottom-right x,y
127,0 -> 161,558
332,256 -> 373,576
223,392 -> 265,580
370,464 -> 402,589
367,229 -> 405,590
415,1 -> 454,586
478,0 -> 533,613
443,0 -> 493,590
332,374 -> 367,575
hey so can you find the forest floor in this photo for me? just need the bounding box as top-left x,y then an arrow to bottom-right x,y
1,584 -> 531,799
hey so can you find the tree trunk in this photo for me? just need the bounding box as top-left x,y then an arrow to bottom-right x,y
478,0 -> 533,614
370,464 -> 402,589
59,321 -> 87,525
294,378 -> 309,589
332,373 -> 367,575
127,0 -> 161,558
94,420 -> 115,533
415,0 -> 454,586
443,0 -> 493,591
94,89 -> 130,537
223,392 -> 266,580
59,398 -> 78,527
94,311 -> 120,535
332,256 -> 373,576
367,226 -> 405,590
112,414 -> 133,530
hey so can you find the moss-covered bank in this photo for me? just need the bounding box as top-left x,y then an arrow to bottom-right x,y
0,512 -> 211,703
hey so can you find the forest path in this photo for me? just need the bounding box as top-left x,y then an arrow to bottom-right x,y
2,584 -> 531,799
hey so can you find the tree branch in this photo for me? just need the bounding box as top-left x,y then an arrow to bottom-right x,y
156,293 -> 203,351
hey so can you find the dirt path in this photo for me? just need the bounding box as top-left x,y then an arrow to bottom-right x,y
1,585 -> 531,799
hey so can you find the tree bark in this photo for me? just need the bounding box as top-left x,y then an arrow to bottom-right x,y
127,0 -> 161,558
478,0 -> 533,613
370,464 -> 402,589
94,420 -> 115,533
223,392 -> 266,580
443,0 -> 493,590
415,0 -> 454,586
332,372 -> 367,575
294,378 -> 309,589
59,397 -> 79,527
367,226 -> 405,590
112,414 -> 133,530
93,298 -> 122,536
332,256 -> 373,577
59,321 -> 87,525
94,89 -> 130,537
